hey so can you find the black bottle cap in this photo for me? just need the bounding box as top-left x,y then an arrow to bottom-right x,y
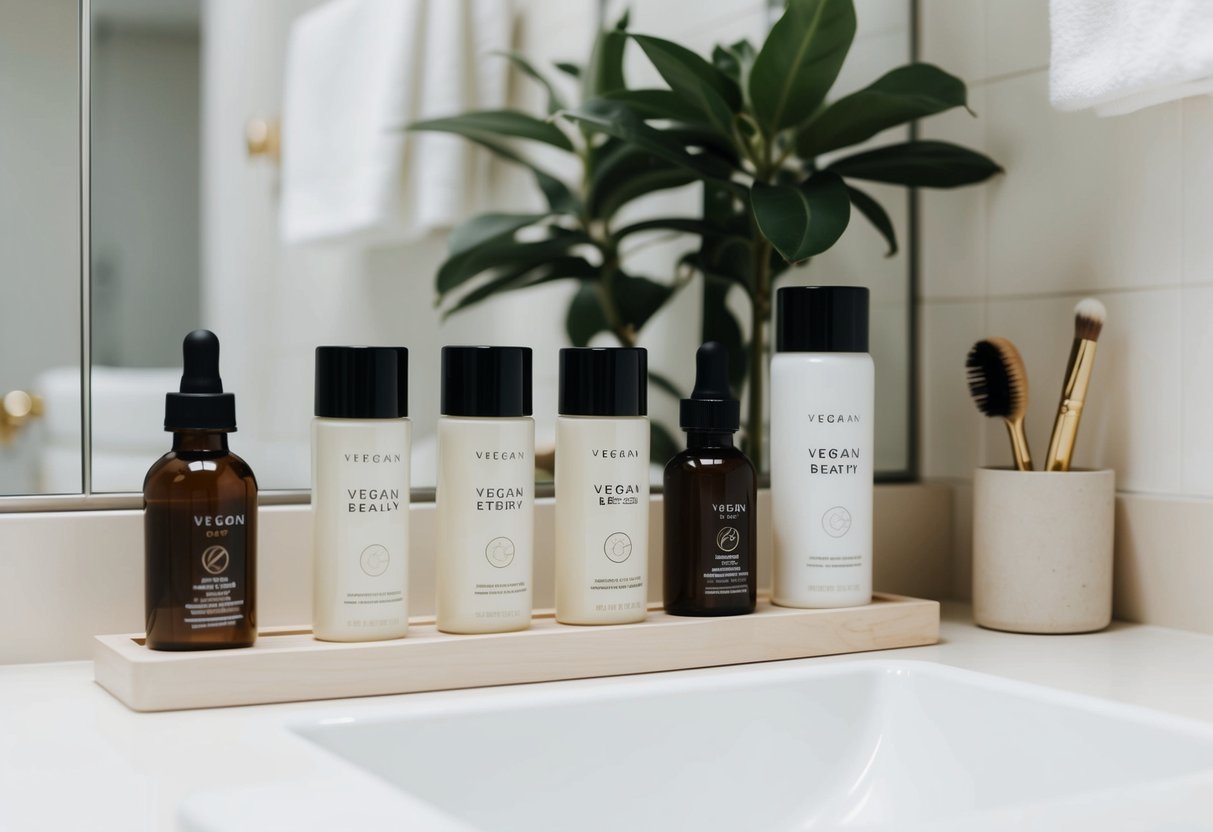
558,347 -> 647,417
315,346 -> 408,419
441,346 -> 532,417
680,341 -> 740,433
776,286 -> 869,353
164,330 -> 237,432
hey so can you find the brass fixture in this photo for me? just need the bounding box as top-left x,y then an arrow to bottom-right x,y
245,117 -> 281,162
0,390 -> 44,446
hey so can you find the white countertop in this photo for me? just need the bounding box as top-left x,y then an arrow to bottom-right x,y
5,602 -> 1213,832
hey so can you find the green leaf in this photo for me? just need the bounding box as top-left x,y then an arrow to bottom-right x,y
448,212 -> 547,257
601,89 -> 710,124
649,371 -> 682,399
438,231 -> 590,295
828,139 -> 1003,188
564,273 -> 676,347
846,185 -> 897,257
752,171 -> 851,262
566,282 -> 610,347
650,421 -> 681,465
410,109 -> 573,151
612,217 -> 721,240
451,134 -> 578,213
712,39 -> 757,92
615,273 -> 674,332
702,274 -> 747,392
749,0 -> 856,134
583,25 -> 627,98
555,62 -> 581,79
798,63 -> 968,158
587,144 -> 698,220
630,35 -> 739,137
445,256 -> 597,317
494,51 -> 565,114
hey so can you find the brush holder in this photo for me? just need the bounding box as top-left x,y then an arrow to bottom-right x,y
972,467 -> 1115,634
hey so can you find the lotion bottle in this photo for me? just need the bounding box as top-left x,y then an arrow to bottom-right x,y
312,346 -> 410,642
144,330 -> 257,650
771,286 -> 874,609
555,347 -> 650,625
436,346 -> 534,634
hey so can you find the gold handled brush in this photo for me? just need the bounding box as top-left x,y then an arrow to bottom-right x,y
966,337 -> 1033,471
1044,298 -> 1106,471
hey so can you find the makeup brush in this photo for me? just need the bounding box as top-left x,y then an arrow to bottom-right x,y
1044,298 -> 1106,471
966,337 -> 1033,471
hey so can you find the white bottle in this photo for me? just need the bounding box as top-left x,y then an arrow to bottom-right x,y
555,348 -> 650,625
771,286 -> 874,608
312,346 -> 411,641
436,346 -> 534,634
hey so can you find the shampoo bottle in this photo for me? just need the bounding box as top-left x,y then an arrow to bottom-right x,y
771,286 -> 874,609
555,347 -> 650,625
144,330 -> 257,650
436,346 -> 534,634
312,346 -> 410,642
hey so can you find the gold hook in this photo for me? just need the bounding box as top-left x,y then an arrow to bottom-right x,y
0,390 -> 44,446
245,117 -> 281,162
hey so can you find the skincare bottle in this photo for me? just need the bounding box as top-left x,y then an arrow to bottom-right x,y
312,346 -> 410,642
770,286 -> 874,609
436,346 -> 534,634
663,342 -> 756,616
555,347 -> 650,625
144,330 -> 257,650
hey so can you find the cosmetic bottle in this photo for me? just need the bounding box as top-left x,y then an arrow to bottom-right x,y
312,346 -> 410,642
663,342 -> 756,616
144,330 -> 257,650
555,348 -> 650,625
436,346 -> 534,634
771,286 -> 874,609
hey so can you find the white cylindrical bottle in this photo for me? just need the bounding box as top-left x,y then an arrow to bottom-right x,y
555,348 -> 650,625
436,346 -> 534,634
771,286 -> 874,609
312,346 -> 411,641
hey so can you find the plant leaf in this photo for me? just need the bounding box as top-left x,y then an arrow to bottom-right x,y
828,139 -> 1002,188
410,109 -> 574,151
712,39 -> 758,93
846,185 -> 898,257
494,51 -> 565,114
438,231 -> 590,295
752,171 -> 851,262
448,212 -> 548,257
439,133 -> 577,213
798,63 -> 968,158
555,61 -> 581,79
650,420 -> 682,465
601,89 -> 710,124
587,143 -> 698,219
566,281 -> 610,347
612,217 -> 722,240
749,0 -> 856,134
583,24 -> 628,98
630,34 -> 739,137
445,256 -> 597,317
702,274 -> 747,392
649,370 -> 682,399
564,272 -> 676,347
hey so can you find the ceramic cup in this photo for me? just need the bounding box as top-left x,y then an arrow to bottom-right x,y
972,467 -> 1115,634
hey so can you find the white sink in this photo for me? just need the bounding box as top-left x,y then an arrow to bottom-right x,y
182,660 -> 1213,831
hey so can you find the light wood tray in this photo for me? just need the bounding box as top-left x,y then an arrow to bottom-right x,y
94,593 -> 939,712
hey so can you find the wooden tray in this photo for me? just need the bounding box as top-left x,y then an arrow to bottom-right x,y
94,593 -> 939,712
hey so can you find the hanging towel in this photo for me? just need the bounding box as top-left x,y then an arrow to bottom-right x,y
1050,0 -> 1213,116
279,0 -> 511,247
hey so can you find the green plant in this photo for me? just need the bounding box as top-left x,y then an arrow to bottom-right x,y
412,0 -> 1001,465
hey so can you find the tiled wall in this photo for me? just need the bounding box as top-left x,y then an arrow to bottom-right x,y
919,0 -> 1213,624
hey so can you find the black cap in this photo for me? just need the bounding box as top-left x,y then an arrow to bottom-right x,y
680,341 -> 739,433
315,346 -> 408,419
164,330 -> 237,432
776,286 -> 869,353
441,346 -> 532,417
558,348 -> 647,417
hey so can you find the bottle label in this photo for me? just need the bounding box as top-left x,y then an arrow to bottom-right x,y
701,501 -> 751,597
184,512 -> 248,631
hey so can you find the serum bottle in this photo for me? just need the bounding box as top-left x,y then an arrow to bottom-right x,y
312,346 -> 410,642
436,346 -> 534,634
770,286 -> 874,609
555,348 -> 650,625
144,330 -> 257,650
663,342 -> 756,616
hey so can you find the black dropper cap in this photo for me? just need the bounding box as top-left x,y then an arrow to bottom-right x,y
164,330 -> 237,432
315,346 -> 408,418
680,341 -> 740,433
776,286 -> 869,353
558,348 -> 647,417
441,346 -> 532,417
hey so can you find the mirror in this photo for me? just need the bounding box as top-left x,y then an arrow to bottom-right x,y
0,0 -> 914,502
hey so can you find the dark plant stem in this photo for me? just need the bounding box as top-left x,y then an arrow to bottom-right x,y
747,235 -> 772,468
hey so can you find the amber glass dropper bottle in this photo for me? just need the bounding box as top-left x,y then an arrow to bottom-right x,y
663,342 -> 757,616
144,330 -> 257,650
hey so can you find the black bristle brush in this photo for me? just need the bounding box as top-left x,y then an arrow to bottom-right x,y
966,337 -> 1033,471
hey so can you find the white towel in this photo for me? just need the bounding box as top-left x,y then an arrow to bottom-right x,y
280,0 -> 511,247
1050,0 -> 1213,116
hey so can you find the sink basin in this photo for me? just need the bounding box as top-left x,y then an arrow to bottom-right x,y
283,660 -> 1213,831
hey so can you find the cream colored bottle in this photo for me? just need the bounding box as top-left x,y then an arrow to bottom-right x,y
436,346 -> 534,634
555,348 -> 650,625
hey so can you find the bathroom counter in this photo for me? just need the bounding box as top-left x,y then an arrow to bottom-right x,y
5,602 -> 1213,832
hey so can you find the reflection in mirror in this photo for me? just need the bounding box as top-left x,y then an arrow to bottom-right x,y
80,0 -> 913,496
0,0 -> 81,496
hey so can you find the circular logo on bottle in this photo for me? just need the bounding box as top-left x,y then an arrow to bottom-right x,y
822,506 -> 853,538
201,545 -> 229,575
604,532 -> 632,563
360,544 -> 391,577
485,536 -> 516,568
716,527 -> 740,553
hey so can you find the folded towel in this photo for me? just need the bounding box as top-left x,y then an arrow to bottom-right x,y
1050,0 -> 1213,116
280,0 -> 511,247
